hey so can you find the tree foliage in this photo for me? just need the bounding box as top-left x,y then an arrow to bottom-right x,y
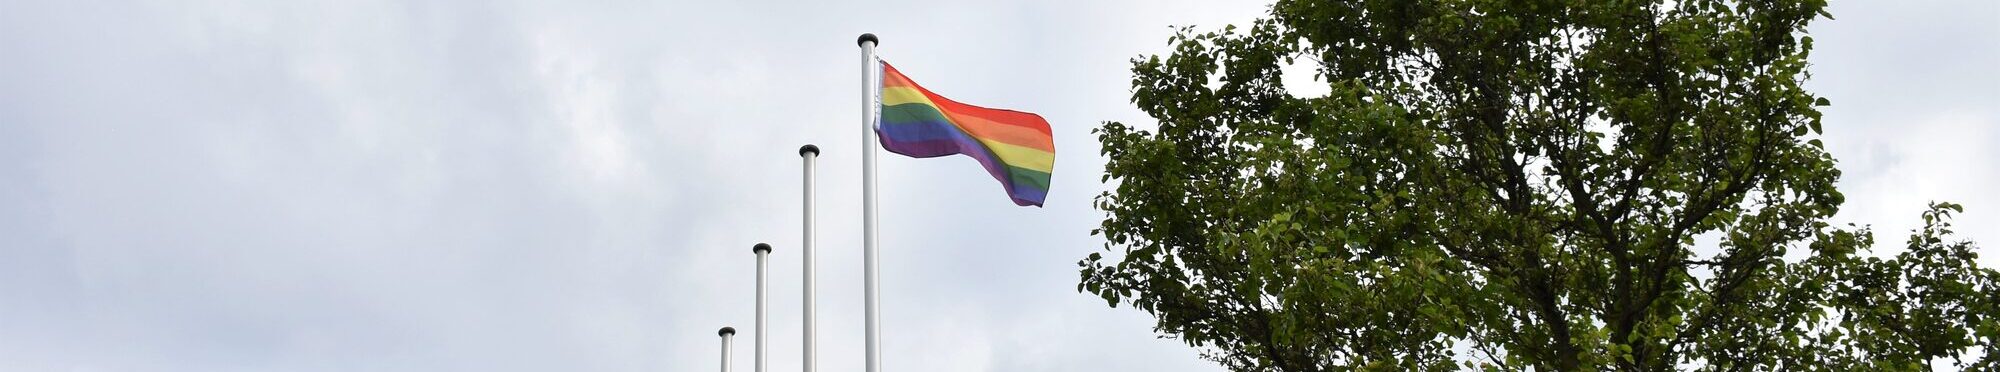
1080,0 -> 1999,370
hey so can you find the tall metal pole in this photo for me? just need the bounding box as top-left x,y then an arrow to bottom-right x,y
798,144 -> 820,372
856,32 -> 882,372
752,243 -> 771,372
719,327 -> 736,372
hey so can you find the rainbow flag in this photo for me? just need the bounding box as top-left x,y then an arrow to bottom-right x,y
876,61 -> 1055,207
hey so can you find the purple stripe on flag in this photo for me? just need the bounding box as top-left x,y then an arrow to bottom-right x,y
876,122 -> 1027,204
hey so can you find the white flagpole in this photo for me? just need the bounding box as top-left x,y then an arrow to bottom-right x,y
719,327 -> 737,372
856,33 -> 882,372
752,243 -> 771,372
798,144 -> 820,372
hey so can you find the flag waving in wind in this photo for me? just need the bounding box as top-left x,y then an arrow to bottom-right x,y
875,61 -> 1056,207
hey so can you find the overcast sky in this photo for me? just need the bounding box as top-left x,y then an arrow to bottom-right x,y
0,0 -> 1993,371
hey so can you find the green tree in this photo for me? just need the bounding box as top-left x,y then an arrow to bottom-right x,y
1080,0 -> 2000,370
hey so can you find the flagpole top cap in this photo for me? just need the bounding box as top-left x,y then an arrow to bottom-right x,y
753,243 -> 771,254
858,33 -> 878,47
799,144 -> 820,157
718,327 -> 736,336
